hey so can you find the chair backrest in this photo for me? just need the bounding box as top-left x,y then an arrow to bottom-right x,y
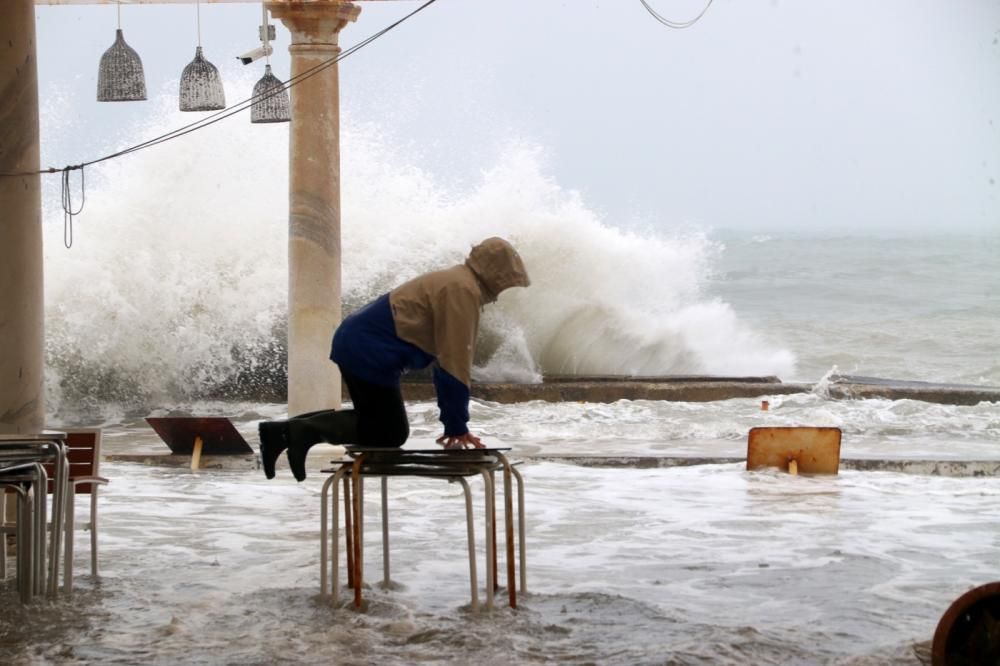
44,429 -> 102,494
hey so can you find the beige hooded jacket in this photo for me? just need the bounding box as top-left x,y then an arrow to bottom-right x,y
389,237 -> 530,387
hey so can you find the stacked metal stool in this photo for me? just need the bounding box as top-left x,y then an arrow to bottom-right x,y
0,431 -> 69,603
319,447 -> 526,611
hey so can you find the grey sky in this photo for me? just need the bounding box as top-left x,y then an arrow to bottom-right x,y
34,0 -> 1000,234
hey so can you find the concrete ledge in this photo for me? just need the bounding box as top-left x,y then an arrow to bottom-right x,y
522,455 -> 1000,477
106,453 -> 260,471
403,380 -> 812,403
398,374 -> 1000,406
825,375 -> 1000,406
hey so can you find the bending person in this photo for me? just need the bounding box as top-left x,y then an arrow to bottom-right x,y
259,237 -> 531,481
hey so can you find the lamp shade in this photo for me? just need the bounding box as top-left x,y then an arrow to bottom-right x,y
251,65 -> 291,124
97,29 -> 147,102
179,46 -> 226,112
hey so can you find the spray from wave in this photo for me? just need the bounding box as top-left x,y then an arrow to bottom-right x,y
42,90 -> 794,419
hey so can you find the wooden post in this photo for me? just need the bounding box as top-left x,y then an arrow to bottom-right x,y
190,435 -> 204,470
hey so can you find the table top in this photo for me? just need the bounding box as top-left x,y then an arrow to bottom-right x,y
325,447 -> 517,477
0,430 -> 67,443
345,447 -> 511,454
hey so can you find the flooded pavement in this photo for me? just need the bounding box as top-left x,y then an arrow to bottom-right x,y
3,451 -> 998,664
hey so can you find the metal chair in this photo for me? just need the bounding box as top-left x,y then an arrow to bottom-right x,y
49,429 -> 109,591
0,461 -> 47,603
1,429 -> 104,594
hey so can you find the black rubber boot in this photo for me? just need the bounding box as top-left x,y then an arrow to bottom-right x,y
285,410 -> 360,482
286,438 -> 317,483
258,421 -> 289,480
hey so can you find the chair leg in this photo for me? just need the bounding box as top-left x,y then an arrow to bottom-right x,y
90,489 -> 99,577
64,486 -> 75,594
1,492 -> 7,581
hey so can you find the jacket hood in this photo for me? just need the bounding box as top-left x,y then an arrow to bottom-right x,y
464,237 -> 530,303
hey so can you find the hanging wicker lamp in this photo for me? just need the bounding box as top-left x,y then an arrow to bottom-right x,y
179,46 -> 227,112
179,0 -> 226,112
251,65 -> 291,124
97,28 -> 147,102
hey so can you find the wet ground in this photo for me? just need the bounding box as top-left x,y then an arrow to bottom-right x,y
2,458 -> 997,664
3,396 -> 998,664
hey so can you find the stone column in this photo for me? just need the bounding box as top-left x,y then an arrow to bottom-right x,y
0,0 -> 45,432
266,1 -> 360,415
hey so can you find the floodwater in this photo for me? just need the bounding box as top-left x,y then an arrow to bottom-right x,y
3,397 -> 1000,665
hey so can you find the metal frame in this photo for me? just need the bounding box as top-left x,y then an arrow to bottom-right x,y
319,448 -> 526,611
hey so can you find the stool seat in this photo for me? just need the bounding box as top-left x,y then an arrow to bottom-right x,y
319,447 -> 526,611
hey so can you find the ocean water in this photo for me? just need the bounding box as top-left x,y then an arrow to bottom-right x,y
6,97 -> 998,663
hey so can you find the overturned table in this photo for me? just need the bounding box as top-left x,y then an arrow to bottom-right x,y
319,447 -> 526,611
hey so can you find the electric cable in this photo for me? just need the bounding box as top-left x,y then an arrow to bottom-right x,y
0,0 -> 439,247
639,0 -> 715,29
0,0 -> 439,179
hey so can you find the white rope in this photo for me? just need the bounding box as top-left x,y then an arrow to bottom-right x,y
639,0 -> 715,29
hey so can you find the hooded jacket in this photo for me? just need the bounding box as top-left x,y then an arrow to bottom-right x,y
331,237 -> 529,437
390,237 -> 530,387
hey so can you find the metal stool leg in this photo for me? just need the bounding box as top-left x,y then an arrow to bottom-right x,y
32,463 -> 46,597
0,492 -> 6,581
50,441 -> 68,597
457,477 -> 478,611
351,456 -> 365,609
330,468 -> 348,600
511,464 -> 527,594
478,470 -> 495,610
344,474 -> 354,590
19,486 -> 33,604
320,469 -> 342,596
489,470 -> 498,594
380,476 -> 390,589
502,461 -> 516,608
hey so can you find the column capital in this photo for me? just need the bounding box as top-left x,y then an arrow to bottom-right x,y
266,1 -> 362,45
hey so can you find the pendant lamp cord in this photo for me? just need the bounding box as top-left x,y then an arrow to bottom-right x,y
117,1 -> 121,30
197,0 -> 202,47
61,165 -> 86,249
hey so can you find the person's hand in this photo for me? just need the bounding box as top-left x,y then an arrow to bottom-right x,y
436,432 -> 485,450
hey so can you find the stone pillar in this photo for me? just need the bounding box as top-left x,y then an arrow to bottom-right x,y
267,1 -> 360,415
0,0 -> 45,432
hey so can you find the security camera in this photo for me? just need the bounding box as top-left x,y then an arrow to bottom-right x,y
237,44 -> 273,65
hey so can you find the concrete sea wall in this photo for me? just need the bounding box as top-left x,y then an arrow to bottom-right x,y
399,374 -> 1000,406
